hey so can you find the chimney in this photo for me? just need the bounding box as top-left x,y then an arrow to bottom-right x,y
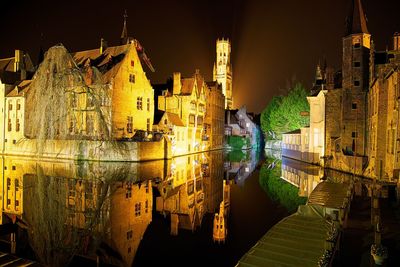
14,50 -> 22,72
100,38 -> 108,54
173,72 -> 181,95
393,32 -> 400,51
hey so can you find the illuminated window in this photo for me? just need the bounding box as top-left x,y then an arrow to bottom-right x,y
136,97 -> 143,110
135,203 -> 141,217
129,74 -> 135,83
197,116 -> 203,126
189,115 -> 195,126
127,116 -> 133,133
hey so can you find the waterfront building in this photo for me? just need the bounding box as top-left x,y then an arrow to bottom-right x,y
213,38 -> 233,109
366,35 -> 400,180
157,70 -> 207,156
225,106 -> 261,149
205,81 -> 225,150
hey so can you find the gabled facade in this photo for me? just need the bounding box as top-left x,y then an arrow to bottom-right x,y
158,71 -> 207,155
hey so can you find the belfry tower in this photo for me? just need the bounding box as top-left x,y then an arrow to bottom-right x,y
213,38 -> 233,109
341,0 -> 371,155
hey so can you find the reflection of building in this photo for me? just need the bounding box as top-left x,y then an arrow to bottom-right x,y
213,180 -> 230,243
280,157 -> 322,197
108,180 -> 152,267
0,156 -> 156,266
224,149 -> 259,185
156,154 -> 204,235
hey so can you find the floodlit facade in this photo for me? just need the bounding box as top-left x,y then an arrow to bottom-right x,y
213,38 -> 233,109
157,71 -> 208,156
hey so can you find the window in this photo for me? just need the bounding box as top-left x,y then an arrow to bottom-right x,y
87,95 -> 94,107
16,119 -> 20,132
135,203 -> 141,217
136,97 -> 143,110
8,101 -> 12,111
86,115 -> 94,134
129,74 -> 135,83
197,116 -> 203,126
164,119 -> 168,125
352,102 -> 357,110
354,43 -> 361,48
354,80 -> 360,87
12,166 -> 16,171
352,131 -> 357,138
16,101 -> 21,110
147,118 -> 150,131
354,61 -> 361,67
127,116 -> 133,133
71,94 -> 77,108
131,60 -> 134,67
69,119 -> 75,134
189,115 -> 195,126
147,98 -> 150,111
7,178 -> 11,190
145,200 -> 149,213
8,119 -> 11,132
127,230 -> 133,240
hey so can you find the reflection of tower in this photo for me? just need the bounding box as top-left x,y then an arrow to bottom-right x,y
213,38 -> 233,109
213,180 -> 230,243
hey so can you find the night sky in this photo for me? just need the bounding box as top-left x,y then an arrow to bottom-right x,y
1,0 -> 400,113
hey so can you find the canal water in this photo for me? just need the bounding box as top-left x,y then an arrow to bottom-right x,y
0,149 -> 322,266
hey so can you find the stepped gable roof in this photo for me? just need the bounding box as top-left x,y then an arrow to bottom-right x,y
166,112 -> 184,127
345,0 -> 369,36
7,80 -> 32,97
181,78 -> 195,95
153,110 -> 165,125
0,54 -> 35,73
72,44 -> 130,83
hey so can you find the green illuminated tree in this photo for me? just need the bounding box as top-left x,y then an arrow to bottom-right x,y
261,83 -> 309,139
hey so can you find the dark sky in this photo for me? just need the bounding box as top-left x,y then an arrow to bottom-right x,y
1,0 -> 400,113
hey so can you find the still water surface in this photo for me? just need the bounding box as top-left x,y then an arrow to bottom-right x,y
0,149 -> 319,266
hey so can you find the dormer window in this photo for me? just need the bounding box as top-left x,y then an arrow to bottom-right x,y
129,74 -> 135,83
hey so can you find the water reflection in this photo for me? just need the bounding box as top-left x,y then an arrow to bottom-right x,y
0,149 -> 260,266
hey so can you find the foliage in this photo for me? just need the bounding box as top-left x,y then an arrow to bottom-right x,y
227,150 -> 248,162
261,83 -> 310,139
259,160 -> 307,213
227,136 -> 250,150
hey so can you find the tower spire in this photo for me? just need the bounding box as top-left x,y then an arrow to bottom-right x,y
120,10 -> 128,44
345,0 -> 369,36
